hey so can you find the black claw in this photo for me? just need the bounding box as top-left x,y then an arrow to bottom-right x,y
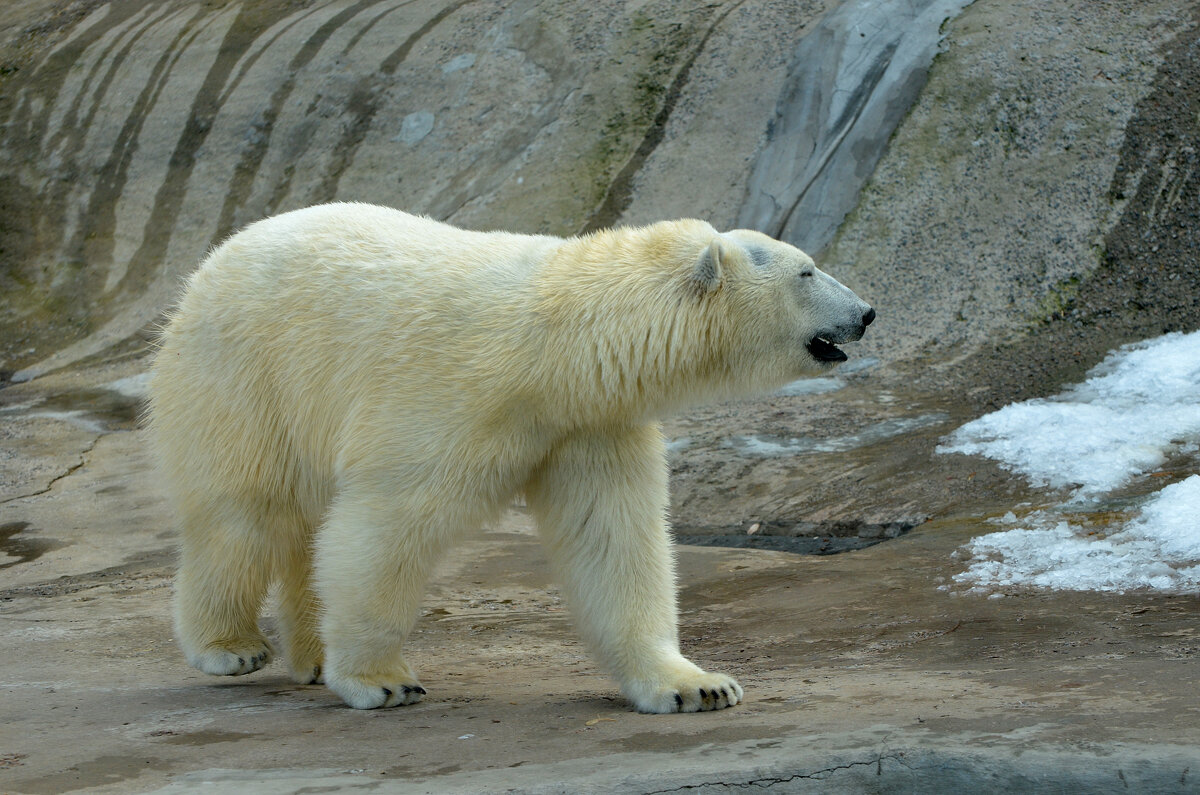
237,657 -> 246,667
382,687 -> 393,697
699,688 -> 709,700
720,688 -> 729,701
414,686 -> 426,695
674,692 -> 683,707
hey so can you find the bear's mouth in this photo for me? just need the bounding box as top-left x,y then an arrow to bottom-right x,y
806,335 -> 848,363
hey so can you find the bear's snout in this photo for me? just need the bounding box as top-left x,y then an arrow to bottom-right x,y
848,306 -> 876,341
805,301 -> 873,364
825,305 -> 874,345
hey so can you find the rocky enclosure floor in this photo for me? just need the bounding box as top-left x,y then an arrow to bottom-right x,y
1,347 -> 1198,793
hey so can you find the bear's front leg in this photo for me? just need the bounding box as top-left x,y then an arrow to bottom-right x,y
525,424 -> 742,713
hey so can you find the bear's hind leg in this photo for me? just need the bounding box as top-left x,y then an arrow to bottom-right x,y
525,425 -> 743,714
175,501 -> 275,676
313,488 -> 451,709
277,537 -> 325,685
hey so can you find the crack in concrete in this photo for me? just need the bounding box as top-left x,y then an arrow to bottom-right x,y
641,753 -> 905,793
0,433 -> 104,505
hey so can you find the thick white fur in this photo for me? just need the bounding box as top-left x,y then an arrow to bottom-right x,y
148,203 -> 871,713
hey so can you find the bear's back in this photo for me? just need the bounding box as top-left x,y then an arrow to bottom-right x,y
150,205 -> 563,497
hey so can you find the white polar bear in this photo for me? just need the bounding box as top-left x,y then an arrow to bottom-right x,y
148,203 -> 873,713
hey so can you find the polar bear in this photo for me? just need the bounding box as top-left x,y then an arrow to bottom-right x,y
148,203 -> 873,713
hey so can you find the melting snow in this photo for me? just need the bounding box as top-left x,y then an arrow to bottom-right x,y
954,477 -> 1200,593
938,331 -> 1200,593
774,377 -> 844,396
939,332 -> 1200,497
103,372 -> 151,399
729,413 -> 947,457
773,357 -> 880,397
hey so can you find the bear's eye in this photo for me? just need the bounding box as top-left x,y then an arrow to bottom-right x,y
799,269 -> 814,279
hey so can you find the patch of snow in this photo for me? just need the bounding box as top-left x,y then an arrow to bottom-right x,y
940,331 -> 1200,593
104,372 -> 150,399
841,356 -> 880,374
938,332 -> 1200,498
772,358 -> 879,396
953,477 -> 1200,594
666,437 -> 692,454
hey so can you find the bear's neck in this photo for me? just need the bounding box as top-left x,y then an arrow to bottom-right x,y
533,226 -> 739,425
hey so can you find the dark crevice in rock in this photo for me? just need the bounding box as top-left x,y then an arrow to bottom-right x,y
580,0 -> 748,234
675,516 -> 922,555
317,0 -> 477,203
955,6 -> 1200,410
737,0 -> 973,254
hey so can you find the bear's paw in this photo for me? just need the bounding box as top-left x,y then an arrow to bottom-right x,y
628,671 -> 743,713
188,639 -> 274,677
289,662 -> 325,685
327,674 -> 427,709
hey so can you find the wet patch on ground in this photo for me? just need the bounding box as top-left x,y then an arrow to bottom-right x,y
149,730 -> 264,746
0,521 -> 67,569
0,547 -> 173,603
3,381 -> 145,433
665,375 -> 1038,557
676,517 -> 918,556
8,755 -> 171,795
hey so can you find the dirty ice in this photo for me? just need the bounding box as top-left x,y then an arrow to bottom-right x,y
938,331 -> 1200,593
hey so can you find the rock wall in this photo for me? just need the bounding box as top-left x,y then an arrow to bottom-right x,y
737,0 -> 973,254
825,0 -> 1190,371
0,0 -> 826,379
0,0 -> 1194,386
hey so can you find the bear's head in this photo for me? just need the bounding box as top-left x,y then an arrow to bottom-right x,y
690,228 -> 874,388
537,220 -> 874,417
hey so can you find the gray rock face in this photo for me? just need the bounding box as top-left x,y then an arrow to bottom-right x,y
0,0 -> 1193,385
824,0 -> 1189,368
737,0 -> 973,255
0,0 -> 824,380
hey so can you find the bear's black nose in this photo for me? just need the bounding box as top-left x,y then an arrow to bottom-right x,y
862,307 -> 876,327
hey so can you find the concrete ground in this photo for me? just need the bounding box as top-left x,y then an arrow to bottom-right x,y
2,361 -> 1199,795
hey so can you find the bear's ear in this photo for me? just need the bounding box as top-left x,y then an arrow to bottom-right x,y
690,238 -> 730,294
